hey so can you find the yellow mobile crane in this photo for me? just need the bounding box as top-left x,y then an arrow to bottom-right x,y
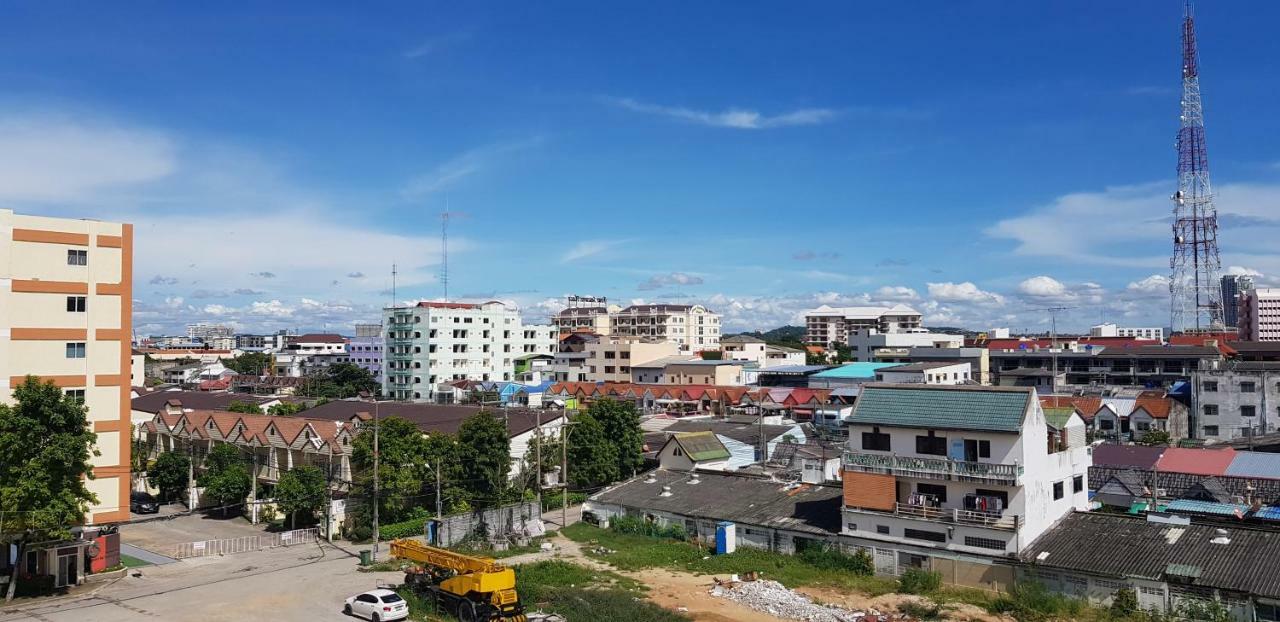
389,539 -> 526,622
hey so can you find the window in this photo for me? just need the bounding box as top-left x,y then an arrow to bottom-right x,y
964,536 -> 1006,550
1202,380 -> 1218,392
1053,481 -> 1064,500
917,483 -> 947,503
876,525 -> 890,535
978,440 -> 991,458
861,427 -> 890,451
1203,425 -> 1219,437
65,389 -> 85,402
903,528 -> 946,543
1241,381 -> 1257,393
65,342 -> 86,359
1073,475 -> 1084,493
67,249 -> 87,266
66,296 -> 86,312
1099,418 -> 1115,430
1203,404 -> 1219,417
846,522 -> 857,531
1242,405 -> 1257,418
916,431 -> 947,456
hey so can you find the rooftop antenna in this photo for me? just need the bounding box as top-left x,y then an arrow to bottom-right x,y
391,263 -> 398,308
441,208 -> 450,303
1025,306 -> 1076,394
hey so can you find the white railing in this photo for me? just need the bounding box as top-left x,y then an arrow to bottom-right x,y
852,503 -> 1019,531
171,527 -> 319,559
843,451 -> 1020,484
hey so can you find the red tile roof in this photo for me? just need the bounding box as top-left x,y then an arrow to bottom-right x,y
1134,396 -> 1173,420
1156,447 -> 1237,477
294,333 -> 345,343
1039,396 -> 1103,422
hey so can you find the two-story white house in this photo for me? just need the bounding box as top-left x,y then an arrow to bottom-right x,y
840,384 -> 1090,580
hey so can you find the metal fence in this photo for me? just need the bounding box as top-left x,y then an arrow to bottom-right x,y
171,527 -> 318,559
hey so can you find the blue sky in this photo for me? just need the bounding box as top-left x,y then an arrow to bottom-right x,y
3,2 -> 1279,335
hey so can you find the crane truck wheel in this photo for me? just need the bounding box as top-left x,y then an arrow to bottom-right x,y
457,600 -> 478,622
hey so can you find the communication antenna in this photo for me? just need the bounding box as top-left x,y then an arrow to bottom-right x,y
1024,306 -> 1077,394
391,263 -> 398,308
441,210 -> 450,302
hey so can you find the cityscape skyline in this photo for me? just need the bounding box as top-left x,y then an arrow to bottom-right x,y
3,2 -> 1280,334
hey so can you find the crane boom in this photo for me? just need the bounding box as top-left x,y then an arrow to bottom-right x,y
391,539 -> 504,574
390,538 -> 525,622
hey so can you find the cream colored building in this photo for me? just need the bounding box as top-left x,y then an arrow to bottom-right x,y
0,210 -> 133,525
662,360 -> 744,386
585,337 -> 680,383
610,304 -> 721,351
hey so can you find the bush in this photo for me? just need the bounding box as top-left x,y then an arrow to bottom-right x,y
1110,588 -> 1138,616
798,546 -> 874,576
378,516 -> 427,540
345,523 -> 372,543
541,491 -> 587,512
609,515 -> 687,540
898,568 -> 942,594
988,581 -> 1085,620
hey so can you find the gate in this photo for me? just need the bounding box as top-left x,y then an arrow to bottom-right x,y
171,528 -> 318,559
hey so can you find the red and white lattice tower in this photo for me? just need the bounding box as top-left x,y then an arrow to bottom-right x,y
1169,1 -> 1223,333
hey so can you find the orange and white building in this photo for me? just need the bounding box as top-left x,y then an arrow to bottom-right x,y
0,209 -> 133,525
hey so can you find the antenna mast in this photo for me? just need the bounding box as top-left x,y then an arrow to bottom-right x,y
391,263 -> 398,308
1169,0 -> 1223,333
441,211 -> 450,302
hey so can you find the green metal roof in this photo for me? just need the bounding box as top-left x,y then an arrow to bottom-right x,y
671,431 -> 730,462
1043,407 -> 1076,430
850,385 -> 1030,432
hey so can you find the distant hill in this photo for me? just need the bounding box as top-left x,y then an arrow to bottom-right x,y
726,325 -> 806,347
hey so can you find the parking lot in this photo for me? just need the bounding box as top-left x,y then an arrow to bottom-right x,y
120,510 -> 276,558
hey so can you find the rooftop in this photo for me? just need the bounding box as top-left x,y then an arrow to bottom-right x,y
589,469 -> 842,536
132,391 -> 272,414
879,361 -> 963,373
293,333 -> 345,344
301,400 -> 562,438
1022,512 -> 1280,599
664,419 -> 797,446
850,384 -> 1031,433
810,362 -> 902,379
805,304 -> 921,319
721,334 -> 766,344
757,364 -> 832,375
667,431 -> 731,462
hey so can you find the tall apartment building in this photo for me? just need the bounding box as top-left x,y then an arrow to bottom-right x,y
349,323 -> 384,385
552,296 -> 617,335
186,322 -> 233,341
841,385 -> 1089,566
383,301 -> 556,401
609,304 -> 721,351
1238,288 -> 1280,342
0,210 -> 133,525
1222,274 -> 1255,329
804,304 -> 922,347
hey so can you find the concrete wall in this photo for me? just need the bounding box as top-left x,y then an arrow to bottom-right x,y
1193,368 -> 1279,441
434,500 -> 542,547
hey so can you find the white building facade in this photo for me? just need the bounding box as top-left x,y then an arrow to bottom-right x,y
1239,288 -> 1280,342
383,301 -> 556,401
609,304 -> 721,352
849,328 -> 964,362
805,305 -> 922,348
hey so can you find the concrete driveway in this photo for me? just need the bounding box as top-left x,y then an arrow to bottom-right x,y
119,511 -> 275,557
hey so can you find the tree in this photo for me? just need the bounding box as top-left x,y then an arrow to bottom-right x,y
226,400 -> 261,414
275,465 -> 327,529
198,444 -> 251,516
0,377 -> 99,601
457,412 -> 511,508
351,416 -> 430,524
1136,429 -> 1172,446
565,413 -> 618,488
589,398 -> 644,479
699,350 -> 723,360
268,402 -> 306,417
298,363 -> 378,399
150,452 -> 191,503
222,352 -> 271,375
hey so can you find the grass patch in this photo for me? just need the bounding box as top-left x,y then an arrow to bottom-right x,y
119,555 -> 150,568
562,523 -> 895,596
515,560 -> 683,622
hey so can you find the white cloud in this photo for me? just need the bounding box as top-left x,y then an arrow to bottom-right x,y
638,272 -> 704,291
403,32 -> 470,59
0,114 -> 175,202
873,286 -> 920,302
203,304 -> 232,315
1017,275 -> 1068,298
1126,274 -> 1171,297
249,300 -> 294,317
927,282 -> 1006,306
605,97 -> 837,130
561,239 -> 620,263
1225,266 -> 1263,277
401,138 -> 541,199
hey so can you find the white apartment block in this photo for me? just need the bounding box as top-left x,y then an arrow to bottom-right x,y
841,385 -> 1089,562
0,209 -> 134,525
187,322 -> 233,341
805,304 -> 922,347
585,338 -> 680,383
1239,288 -> 1280,342
609,304 -> 721,351
876,362 -> 973,385
383,301 -> 556,401
720,334 -> 806,369
849,328 -> 964,362
1088,323 -> 1164,341
552,304 -> 617,335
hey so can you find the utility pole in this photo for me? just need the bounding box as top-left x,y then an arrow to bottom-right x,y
559,420 -> 578,530
534,411 -> 543,512
362,392 -> 381,556
250,450 -> 259,524
1027,306 -> 1076,395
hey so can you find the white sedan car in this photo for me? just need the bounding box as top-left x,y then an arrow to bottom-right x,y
343,588 -> 409,622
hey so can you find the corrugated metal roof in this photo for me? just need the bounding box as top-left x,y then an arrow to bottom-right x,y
1253,506 -> 1280,521
1225,451 -> 1280,480
811,362 -> 902,379
759,365 -> 832,374
1043,407 -> 1076,430
1157,447 -> 1236,477
1091,444 -> 1166,470
671,432 -> 731,462
1022,512 -> 1280,598
850,385 -> 1030,432
1165,499 -> 1248,517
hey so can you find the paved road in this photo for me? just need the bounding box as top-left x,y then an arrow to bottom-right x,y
119,511 -> 271,557
118,544 -> 175,566
0,541 -> 402,622
540,504 -> 582,530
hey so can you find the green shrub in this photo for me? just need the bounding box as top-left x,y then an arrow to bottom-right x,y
345,523 -> 372,543
609,515 -> 687,540
378,516 -> 427,540
798,546 -> 874,576
988,581 -> 1085,620
898,568 -> 942,594
540,492 -> 587,512
1111,588 -> 1138,617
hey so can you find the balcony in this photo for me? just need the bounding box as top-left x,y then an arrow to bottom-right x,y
848,502 -> 1019,532
843,451 -> 1021,485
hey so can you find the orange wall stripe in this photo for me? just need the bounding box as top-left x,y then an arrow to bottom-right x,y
9,375 -> 87,389
11,280 -> 88,294
93,420 -> 127,433
96,283 -> 125,295
94,374 -> 128,387
117,223 -> 134,522
95,235 -> 123,248
10,328 -> 88,340
96,328 -> 124,340
11,229 -> 90,246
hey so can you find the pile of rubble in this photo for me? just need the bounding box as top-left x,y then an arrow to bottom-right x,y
709,577 -> 915,622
